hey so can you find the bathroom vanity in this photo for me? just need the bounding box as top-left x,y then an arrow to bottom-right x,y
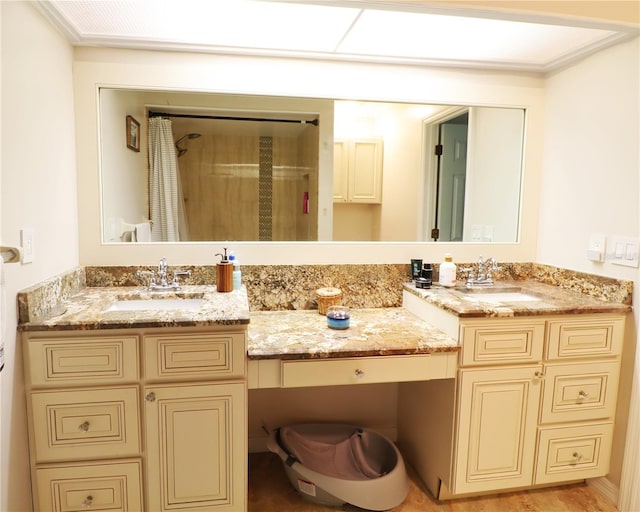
20,287 -> 250,512
399,282 -> 629,499
17,268 -> 632,511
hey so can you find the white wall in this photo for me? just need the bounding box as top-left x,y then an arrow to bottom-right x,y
538,37 -> 639,509
100,89 -> 149,241
333,101 -> 434,241
73,47 -> 545,266
0,2 -> 79,510
466,107 -> 524,242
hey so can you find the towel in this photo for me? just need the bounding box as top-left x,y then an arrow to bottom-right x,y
134,222 -> 152,242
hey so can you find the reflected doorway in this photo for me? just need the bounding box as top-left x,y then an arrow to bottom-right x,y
435,113 -> 468,242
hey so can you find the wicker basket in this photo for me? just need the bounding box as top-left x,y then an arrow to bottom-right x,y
316,287 -> 343,315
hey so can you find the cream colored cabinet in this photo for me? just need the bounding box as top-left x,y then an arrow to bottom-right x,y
144,383 -> 245,511
23,333 -> 143,512
36,460 -> 143,512
398,313 -> 625,500
450,319 -> 546,494
143,331 -> 246,512
333,138 -> 383,203
23,327 -> 247,512
454,364 -> 542,494
534,315 -> 624,485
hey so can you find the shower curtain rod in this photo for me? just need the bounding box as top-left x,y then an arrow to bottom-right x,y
148,111 -> 318,126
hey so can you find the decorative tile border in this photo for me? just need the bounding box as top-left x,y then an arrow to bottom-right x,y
258,136 -> 273,241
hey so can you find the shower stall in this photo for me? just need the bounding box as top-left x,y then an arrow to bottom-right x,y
169,114 -> 319,242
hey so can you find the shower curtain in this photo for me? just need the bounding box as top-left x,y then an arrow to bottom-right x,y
148,117 -> 189,241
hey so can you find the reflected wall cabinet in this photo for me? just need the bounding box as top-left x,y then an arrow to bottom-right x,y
333,138 -> 384,203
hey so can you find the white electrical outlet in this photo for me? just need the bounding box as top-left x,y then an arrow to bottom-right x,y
21,228 -> 34,264
587,233 -> 606,262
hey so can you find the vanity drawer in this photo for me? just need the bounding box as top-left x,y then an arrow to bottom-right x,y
460,320 -> 545,366
27,335 -> 139,387
36,459 -> 143,512
535,423 -> 613,484
144,332 -> 246,381
539,361 -> 620,424
546,315 -> 624,360
281,354 -> 450,388
30,386 -> 140,462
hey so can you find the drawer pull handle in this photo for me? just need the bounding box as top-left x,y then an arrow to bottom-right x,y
354,369 -> 365,378
534,371 -> 545,379
578,390 -> 589,399
145,392 -> 156,403
81,495 -> 93,507
79,421 -> 90,432
573,452 -> 583,462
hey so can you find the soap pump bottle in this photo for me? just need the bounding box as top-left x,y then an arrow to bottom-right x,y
229,252 -> 242,290
215,248 -> 233,293
438,253 -> 457,287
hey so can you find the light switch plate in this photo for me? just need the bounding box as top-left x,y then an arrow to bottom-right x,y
20,228 -> 34,264
608,236 -> 639,268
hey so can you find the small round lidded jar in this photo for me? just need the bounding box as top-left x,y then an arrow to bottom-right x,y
316,287 -> 342,315
326,306 -> 350,330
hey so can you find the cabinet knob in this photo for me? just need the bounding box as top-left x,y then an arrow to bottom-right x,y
534,371 -> 545,379
572,452 -> 583,462
79,421 -> 90,432
354,369 -> 365,378
578,390 -> 589,399
81,495 -> 93,508
145,392 -> 156,403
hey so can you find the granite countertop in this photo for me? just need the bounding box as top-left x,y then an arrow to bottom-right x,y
404,280 -> 632,318
247,308 -> 459,360
19,285 -> 251,331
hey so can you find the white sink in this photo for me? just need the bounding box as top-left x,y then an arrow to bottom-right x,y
106,298 -> 204,312
463,292 -> 541,304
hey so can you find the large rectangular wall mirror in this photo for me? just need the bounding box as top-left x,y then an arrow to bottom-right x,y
99,88 -> 524,244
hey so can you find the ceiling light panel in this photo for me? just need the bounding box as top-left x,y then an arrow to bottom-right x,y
50,0 -> 360,52
337,10 -> 619,64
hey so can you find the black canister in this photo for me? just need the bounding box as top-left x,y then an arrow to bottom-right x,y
414,263 -> 432,288
411,259 -> 423,279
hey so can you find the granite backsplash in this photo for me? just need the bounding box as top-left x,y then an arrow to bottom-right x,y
17,262 -> 633,324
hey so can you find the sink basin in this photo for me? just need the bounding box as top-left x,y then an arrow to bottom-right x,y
462,292 -> 541,304
105,298 -> 204,312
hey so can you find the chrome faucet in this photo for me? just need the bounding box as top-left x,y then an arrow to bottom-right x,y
462,256 -> 501,287
136,257 -> 192,290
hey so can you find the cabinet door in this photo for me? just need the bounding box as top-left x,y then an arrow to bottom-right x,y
333,139 -> 383,203
349,139 -> 383,203
453,365 -> 542,494
333,140 -> 349,202
144,383 -> 246,512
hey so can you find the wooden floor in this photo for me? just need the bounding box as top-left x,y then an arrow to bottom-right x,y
248,452 -> 619,512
